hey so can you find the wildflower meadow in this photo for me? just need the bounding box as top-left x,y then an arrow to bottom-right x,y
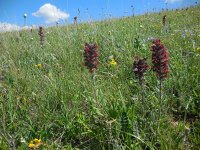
0,5 -> 200,150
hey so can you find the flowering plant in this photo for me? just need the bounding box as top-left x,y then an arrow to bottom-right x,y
84,43 -> 99,73
133,56 -> 148,81
151,39 -> 169,80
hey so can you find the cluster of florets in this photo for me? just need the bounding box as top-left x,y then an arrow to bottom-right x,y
133,56 -> 149,81
151,39 -> 169,80
84,43 -> 99,73
38,26 -> 45,45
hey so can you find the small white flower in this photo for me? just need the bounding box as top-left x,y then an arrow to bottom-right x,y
147,36 -> 155,41
108,55 -> 114,60
20,137 -> 26,143
32,92 -> 37,96
182,31 -> 186,38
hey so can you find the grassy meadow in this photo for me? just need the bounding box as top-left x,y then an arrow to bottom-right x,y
0,5 -> 200,149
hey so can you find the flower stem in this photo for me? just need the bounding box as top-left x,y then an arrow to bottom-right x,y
159,79 -> 162,119
158,78 -> 162,131
91,73 -> 98,106
139,79 -> 146,128
139,79 -> 145,117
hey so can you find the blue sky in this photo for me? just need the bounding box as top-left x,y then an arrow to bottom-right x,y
0,0 -> 198,31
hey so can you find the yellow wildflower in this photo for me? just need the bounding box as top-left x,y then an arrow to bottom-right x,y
109,58 -> 117,66
28,138 -> 42,149
35,64 -> 42,69
33,138 -> 41,144
197,47 -> 200,52
108,31 -> 111,35
28,143 -> 35,149
37,64 -> 42,69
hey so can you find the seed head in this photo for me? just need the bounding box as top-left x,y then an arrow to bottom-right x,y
24,13 -> 27,18
74,16 -> 78,25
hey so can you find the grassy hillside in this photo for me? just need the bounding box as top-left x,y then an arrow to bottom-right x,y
0,6 -> 200,149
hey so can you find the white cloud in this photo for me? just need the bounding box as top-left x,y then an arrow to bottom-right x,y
165,0 -> 183,3
32,3 -> 70,23
0,22 -> 21,32
0,22 -> 37,32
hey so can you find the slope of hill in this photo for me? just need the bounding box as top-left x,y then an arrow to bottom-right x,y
0,6 -> 199,149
